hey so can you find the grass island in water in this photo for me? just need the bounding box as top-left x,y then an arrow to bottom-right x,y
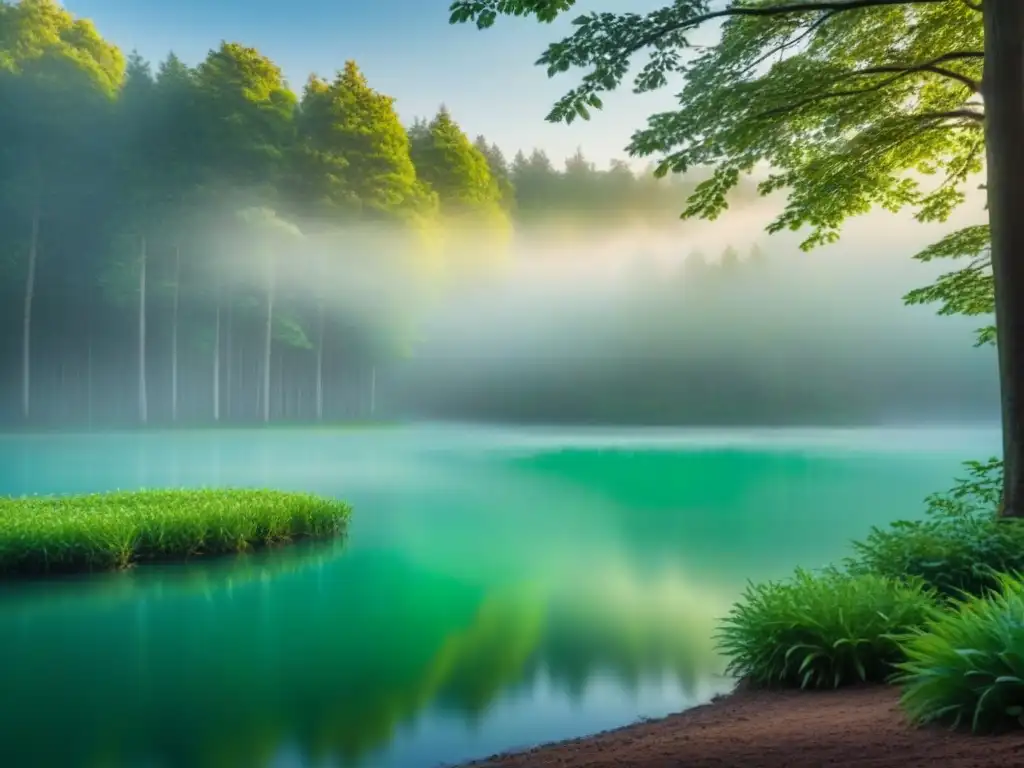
0,489 -> 351,577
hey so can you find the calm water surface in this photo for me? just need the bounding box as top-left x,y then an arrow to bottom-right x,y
0,424 -> 1000,768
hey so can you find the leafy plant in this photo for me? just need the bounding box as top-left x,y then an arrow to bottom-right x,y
893,572 -> 1024,733
848,458 -> 1024,598
716,568 -> 937,690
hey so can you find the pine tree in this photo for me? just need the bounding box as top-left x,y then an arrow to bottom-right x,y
410,106 -> 504,221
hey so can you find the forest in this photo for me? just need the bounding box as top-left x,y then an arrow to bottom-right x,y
0,0 -> 991,428
0,0 -> 770,428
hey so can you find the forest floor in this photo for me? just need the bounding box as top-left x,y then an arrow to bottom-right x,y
458,684 -> 1024,768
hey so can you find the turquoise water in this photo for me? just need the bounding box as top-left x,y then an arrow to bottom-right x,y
0,424 -> 1000,767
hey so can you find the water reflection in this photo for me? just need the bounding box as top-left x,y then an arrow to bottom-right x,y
0,543 -> 725,768
0,426 -> 997,767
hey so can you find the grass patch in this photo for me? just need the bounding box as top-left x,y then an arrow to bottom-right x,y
715,568 -> 937,689
893,572 -> 1024,733
0,488 -> 351,576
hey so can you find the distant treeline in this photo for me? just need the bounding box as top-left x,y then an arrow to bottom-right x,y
395,244 -> 999,425
0,0 -> 765,428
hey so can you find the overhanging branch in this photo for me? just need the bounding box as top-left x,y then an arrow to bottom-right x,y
753,52 -> 983,122
624,0 -> 952,58
741,9 -> 842,76
911,109 -> 985,124
850,52 -> 983,93
755,75 -> 935,120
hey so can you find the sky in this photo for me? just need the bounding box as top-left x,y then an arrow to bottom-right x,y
61,0 -> 687,169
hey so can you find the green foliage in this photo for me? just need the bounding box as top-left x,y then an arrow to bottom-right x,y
846,458 -> 1024,599
904,224 -> 994,346
0,489 -> 351,575
0,0 -> 124,220
448,0 -> 572,27
893,572 -> 1024,732
474,134 -> 516,210
716,568 -> 937,689
294,62 -> 434,222
410,106 -> 505,221
452,0 -> 982,240
447,0 -> 990,353
194,41 -> 296,196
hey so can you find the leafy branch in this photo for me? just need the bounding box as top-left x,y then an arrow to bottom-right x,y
904,225 -> 994,346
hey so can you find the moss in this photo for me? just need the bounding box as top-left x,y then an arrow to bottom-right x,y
0,488 -> 351,576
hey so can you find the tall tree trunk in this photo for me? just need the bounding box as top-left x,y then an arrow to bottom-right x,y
262,255 -> 275,424
86,328 -> 93,429
315,303 -> 325,421
370,365 -> 376,417
254,350 -> 261,417
276,352 -> 284,420
985,4 -> 1024,517
59,361 -> 66,420
225,300 -> 233,420
212,288 -> 221,422
170,244 -> 181,422
21,204 -> 39,421
138,234 -> 148,424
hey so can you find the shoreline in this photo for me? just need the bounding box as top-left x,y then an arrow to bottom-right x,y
457,683 -> 1024,768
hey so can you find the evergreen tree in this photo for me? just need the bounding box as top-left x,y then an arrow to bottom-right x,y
473,135 -> 516,211
299,61 -> 433,223
194,42 -> 296,203
720,245 -> 740,274
410,106 -> 503,221
509,148 -> 558,221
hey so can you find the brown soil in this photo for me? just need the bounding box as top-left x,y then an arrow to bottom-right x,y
461,685 -> 1024,767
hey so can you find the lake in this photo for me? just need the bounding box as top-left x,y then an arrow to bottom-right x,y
0,424 -> 1000,768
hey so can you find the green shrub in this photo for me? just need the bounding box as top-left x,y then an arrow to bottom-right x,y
848,458 -> 1024,598
893,572 -> 1024,732
0,489 -> 351,576
715,568 -> 937,689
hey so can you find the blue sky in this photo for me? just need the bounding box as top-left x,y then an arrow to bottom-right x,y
62,0 -> 684,168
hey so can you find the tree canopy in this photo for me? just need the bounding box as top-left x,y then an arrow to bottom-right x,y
448,0 -> 987,334
0,0 -> 763,428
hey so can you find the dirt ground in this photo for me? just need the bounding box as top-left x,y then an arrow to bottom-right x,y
460,685 -> 1024,767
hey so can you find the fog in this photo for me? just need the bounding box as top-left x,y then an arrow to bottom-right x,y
0,156 -> 993,429
199,191 -> 995,428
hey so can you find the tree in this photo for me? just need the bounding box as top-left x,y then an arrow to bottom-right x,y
194,42 -> 296,203
116,51 -> 161,424
410,106 -> 511,276
0,0 -> 123,421
312,61 -> 434,222
473,135 -> 516,212
749,243 -> 767,269
680,249 -> 709,294
444,0 -> 1024,515
509,148 -> 559,222
720,246 -> 740,275
410,106 -> 505,221
561,147 -> 598,213
153,52 -> 204,421
236,207 -> 304,423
